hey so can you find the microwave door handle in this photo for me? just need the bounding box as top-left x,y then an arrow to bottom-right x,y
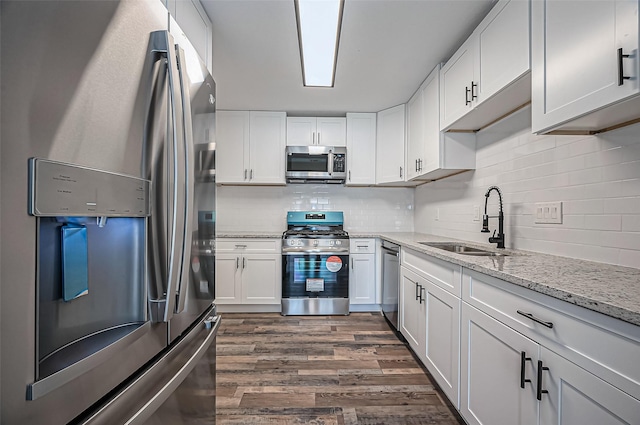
328,152 -> 333,176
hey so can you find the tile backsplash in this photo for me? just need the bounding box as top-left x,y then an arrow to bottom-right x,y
216,185 -> 414,233
414,107 -> 640,268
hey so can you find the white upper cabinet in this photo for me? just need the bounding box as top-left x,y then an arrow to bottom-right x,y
216,111 -> 249,184
407,65 -> 475,182
216,111 -> 286,185
376,104 -> 406,185
531,0 -> 640,134
440,0 -> 531,132
286,117 -> 346,146
166,0 -> 212,72
249,111 -> 287,184
346,113 -> 376,186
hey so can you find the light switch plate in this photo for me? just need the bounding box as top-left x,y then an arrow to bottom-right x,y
534,201 -> 562,224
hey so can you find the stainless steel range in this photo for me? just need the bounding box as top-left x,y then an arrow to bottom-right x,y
281,211 -> 350,315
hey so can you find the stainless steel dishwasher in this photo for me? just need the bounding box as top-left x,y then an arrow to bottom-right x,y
381,241 -> 400,331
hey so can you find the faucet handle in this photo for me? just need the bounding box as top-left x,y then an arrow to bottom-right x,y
492,229 -> 497,238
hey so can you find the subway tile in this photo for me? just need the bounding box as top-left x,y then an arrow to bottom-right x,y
621,216 -> 640,232
583,215 -> 622,231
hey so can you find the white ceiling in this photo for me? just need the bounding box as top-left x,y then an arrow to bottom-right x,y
201,0 -> 497,115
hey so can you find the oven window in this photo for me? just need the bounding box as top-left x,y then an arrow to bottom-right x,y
283,254 -> 349,298
287,154 -> 328,172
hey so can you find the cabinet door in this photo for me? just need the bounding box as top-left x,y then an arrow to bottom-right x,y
241,254 -> 281,304
532,0 -> 639,133
420,66 -> 442,176
316,118 -> 346,146
539,346 -> 640,425
440,37 -> 477,130
400,268 -> 426,362
286,117 -> 316,146
406,88 -> 424,181
216,111 -> 250,184
475,0 -> 529,105
346,113 -> 376,185
349,254 -> 376,305
460,303 -> 538,425
215,254 -> 241,304
249,111 -> 286,184
424,280 -> 460,408
376,104 -> 406,184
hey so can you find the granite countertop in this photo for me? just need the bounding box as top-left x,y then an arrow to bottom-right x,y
376,232 -> 640,327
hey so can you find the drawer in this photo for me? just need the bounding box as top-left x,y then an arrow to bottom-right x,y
216,239 -> 281,253
350,238 -> 376,254
401,248 -> 461,297
462,268 -> 640,400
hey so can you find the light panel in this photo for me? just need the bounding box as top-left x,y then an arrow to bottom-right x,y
295,0 -> 344,87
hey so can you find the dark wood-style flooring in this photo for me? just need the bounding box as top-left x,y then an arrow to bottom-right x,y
216,312 -> 464,425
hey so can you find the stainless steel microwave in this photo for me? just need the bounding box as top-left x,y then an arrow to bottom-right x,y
285,146 -> 347,184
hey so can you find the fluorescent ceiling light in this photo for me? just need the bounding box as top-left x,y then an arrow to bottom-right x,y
295,0 -> 344,87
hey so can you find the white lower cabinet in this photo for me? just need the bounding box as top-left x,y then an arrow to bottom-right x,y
349,254 -> 376,305
460,268 -> 640,425
395,245 -> 640,425
400,267 -> 426,362
400,249 -> 461,406
215,239 -> 281,305
349,239 -> 377,306
423,279 -> 460,407
460,303 -> 539,425
539,346 -> 640,425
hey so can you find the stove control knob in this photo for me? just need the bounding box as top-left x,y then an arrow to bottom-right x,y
336,240 -> 341,246
313,240 -> 319,246
330,240 -> 334,246
289,240 -> 295,246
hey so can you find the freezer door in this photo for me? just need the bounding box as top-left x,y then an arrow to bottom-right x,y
76,307 -> 220,425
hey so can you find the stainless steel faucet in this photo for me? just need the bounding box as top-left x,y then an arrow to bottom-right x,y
481,186 -> 505,249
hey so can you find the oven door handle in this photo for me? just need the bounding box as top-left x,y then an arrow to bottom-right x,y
282,250 -> 349,255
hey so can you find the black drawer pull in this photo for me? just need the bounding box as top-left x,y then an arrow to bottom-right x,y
465,86 -> 471,105
517,310 -> 553,329
537,360 -> 550,401
520,351 -> 532,389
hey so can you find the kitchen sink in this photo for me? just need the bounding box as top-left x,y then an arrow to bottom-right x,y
419,242 -> 509,257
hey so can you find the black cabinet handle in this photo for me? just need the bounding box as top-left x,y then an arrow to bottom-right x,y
517,310 -> 553,328
242,257 -> 246,269
400,166 -> 403,178
618,48 -> 631,86
419,286 -> 425,304
465,86 -> 471,105
415,159 -> 419,172
520,351 -> 532,389
537,360 -> 550,400
415,282 -> 420,301
471,81 -> 478,101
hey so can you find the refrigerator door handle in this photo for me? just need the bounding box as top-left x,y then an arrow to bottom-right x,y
174,45 -> 194,315
147,30 -> 185,322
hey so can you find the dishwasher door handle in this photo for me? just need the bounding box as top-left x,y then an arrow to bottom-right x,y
381,246 -> 399,257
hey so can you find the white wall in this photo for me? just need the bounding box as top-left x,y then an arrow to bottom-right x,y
217,185 -> 414,233
414,107 -> 640,268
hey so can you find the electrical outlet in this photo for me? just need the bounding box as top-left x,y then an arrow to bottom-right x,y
473,205 -> 480,221
534,202 -> 562,224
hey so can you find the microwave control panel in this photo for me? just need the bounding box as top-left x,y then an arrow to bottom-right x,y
332,154 -> 345,172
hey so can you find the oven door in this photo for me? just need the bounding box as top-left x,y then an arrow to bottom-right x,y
282,253 -> 349,298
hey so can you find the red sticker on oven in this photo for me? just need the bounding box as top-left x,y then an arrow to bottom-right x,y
326,256 -> 343,272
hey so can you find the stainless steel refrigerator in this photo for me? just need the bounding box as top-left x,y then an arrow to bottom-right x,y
0,1 -> 218,423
